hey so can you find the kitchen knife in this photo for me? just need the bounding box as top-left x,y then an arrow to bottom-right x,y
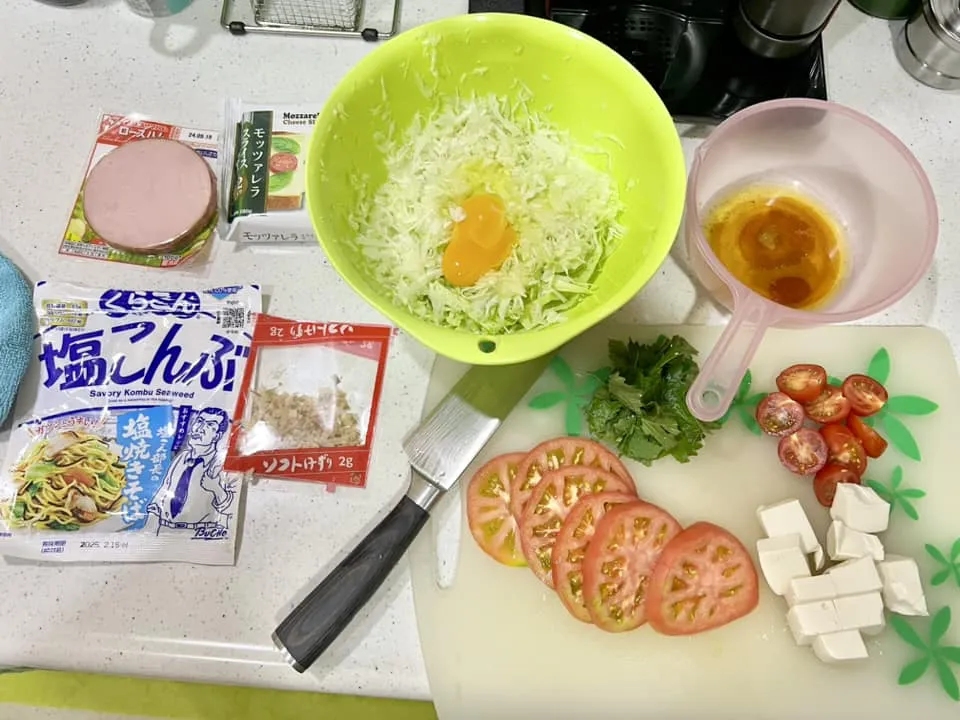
272,354 -> 553,672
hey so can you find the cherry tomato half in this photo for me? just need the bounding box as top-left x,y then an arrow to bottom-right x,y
778,428 -> 828,476
755,392 -> 805,437
804,385 -> 851,425
776,364 -> 827,404
813,464 -> 862,507
848,414 -> 888,458
841,374 -> 889,417
820,423 -> 868,476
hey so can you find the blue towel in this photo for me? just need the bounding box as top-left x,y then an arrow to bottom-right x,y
0,254 -> 33,425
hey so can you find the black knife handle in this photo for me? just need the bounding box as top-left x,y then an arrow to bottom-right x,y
272,495 -> 429,672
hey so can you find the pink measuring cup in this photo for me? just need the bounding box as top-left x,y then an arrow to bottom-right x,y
684,99 -> 938,422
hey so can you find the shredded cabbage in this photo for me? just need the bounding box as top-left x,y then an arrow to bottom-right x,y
350,93 -> 623,335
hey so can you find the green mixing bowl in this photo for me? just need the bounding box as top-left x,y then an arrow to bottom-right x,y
306,13 -> 685,365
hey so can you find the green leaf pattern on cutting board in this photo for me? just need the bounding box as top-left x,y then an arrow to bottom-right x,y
926,540 -> 960,588
839,348 -> 939,461
891,607 -> 960,702
527,355 -> 604,437
865,466 -> 926,520
716,369 -> 765,436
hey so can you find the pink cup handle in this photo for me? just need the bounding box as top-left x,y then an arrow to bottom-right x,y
687,294 -> 774,422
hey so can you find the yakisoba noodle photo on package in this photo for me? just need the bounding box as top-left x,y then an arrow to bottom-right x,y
0,282 -> 261,564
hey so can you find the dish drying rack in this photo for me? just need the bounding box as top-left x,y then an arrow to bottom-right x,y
220,0 -> 401,41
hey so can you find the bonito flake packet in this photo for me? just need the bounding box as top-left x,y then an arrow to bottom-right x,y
0,282 -> 261,564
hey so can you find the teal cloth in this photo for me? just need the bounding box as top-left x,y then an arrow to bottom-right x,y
0,254 -> 32,424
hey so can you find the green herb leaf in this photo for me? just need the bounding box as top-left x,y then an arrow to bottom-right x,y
932,607 -> 952,643
585,335 -> 715,466
589,367 -> 612,384
269,171 -> 294,192
529,391 -> 566,410
891,615 -> 928,650
940,647 -> 960,664
880,413 -> 922,461
271,136 -> 301,155
935,658 -> 960,701
899,657 -> 931,685
12,501 -> 26,520
549,356 -> 576,389
867,347 -> 891,384
886,395 -> 939,415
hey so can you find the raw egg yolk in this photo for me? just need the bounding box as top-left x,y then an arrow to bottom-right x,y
442,193 -> 517,287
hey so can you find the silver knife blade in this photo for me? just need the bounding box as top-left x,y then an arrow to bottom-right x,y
404,354 -> 554,494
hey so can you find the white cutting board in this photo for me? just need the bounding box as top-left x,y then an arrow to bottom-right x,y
409,325 -> 960,719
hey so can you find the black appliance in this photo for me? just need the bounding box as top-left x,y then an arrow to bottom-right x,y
468,0 -> 828,123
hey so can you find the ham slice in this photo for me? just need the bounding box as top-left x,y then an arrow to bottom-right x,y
82,138 -> 216,255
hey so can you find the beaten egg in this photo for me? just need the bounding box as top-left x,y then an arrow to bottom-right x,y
704,187 -> 845,310
442,193 -> 517,287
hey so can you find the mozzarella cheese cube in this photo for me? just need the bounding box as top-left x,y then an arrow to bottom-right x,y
826,556 -> 883,596
785,574 -> 838,606
757,534 -> 811,595
826,520 -> 885,562
812,630 -> 869,663
835,592 -> 886,635
787,600 -> 841,646
812,545 -> 826,571
757,499 -> 821,555
830,483 -> 890,533
878,555 -> 929,616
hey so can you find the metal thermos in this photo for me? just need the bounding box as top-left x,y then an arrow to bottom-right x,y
894,0 -> 960,91
734,0 -> 843,58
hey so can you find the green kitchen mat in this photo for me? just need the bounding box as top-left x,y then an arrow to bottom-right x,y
0,670 -> 437,720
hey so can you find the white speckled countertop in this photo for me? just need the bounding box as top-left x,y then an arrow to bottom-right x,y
0,0 -> 958,702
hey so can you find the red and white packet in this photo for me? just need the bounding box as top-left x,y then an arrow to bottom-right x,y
224,314 -> 393,489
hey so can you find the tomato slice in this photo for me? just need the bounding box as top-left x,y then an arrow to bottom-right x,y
755,392 -> 805,437
842,374 -> 889,417
804,385 -> 851,424
519,466 -> 636,586
580,500 -> 682,632
509,437 -> 632,521
820,423 -> 868,476
848,414 -> 888,458
813,463 -> 862,507
466,453 -> 528,567
646,522 -> 759,636
777,428 -> 828,476
776,364 -> 827,404
552,492 -> 636,622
